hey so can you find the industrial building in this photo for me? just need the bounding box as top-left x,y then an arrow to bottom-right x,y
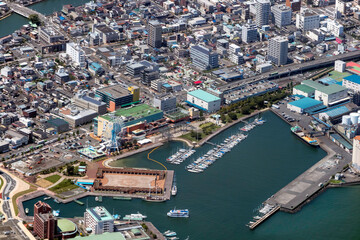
84,206 -> 114,235
314,84 -> 349,106
352,136 -> 360,171
95,85 -> 139,111
186,89 -> 221,112
343,75 -> 360,93
94,104 -> 163,137
287,97 -> 326,114
318,105 -> 351,123
292,84 -> 316,97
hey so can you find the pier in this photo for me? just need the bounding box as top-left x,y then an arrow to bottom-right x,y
249,206 -> 280,230
205,141 -> 218,146
247,104 -> 352,229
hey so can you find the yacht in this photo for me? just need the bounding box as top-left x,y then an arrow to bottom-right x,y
171,185 -> 177,196
164,230 -> 177,237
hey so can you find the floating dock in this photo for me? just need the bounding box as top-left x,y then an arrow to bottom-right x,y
74,199 -> 84,205
113,196 -> 132,201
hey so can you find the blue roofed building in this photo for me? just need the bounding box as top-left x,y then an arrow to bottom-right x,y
287,97 -> 326,114
319,105 -> 351,123
88,62 -> 105,76
186,89 -> 221,112
343,74 -> 360,93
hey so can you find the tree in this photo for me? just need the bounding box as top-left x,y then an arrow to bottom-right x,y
89,125 -> 93,131
29,14 -> 41,25
66,165 -> 75,176
76,130 -> 80,135
228,112 -> 238,120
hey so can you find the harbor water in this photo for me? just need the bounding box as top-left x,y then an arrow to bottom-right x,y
22,111 -> 360,239
0,0 -> 89,37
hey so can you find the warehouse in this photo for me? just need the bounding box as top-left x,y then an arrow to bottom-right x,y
318,105 -> 351,124
292,84 -> 316,98
287,97 -> 326,114
186,89 -> 221,112
314,84 -> 349,107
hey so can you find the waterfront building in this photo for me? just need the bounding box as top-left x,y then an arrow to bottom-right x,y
272,4 -> 292,28
190,45 -> 219,70
314,85 -> 349,107
34,201 -> 56,240
343,75 -> 360,93
242,23 -> 258,44
94,104 -> 163,136
95,85 -> 136,111
352,136 -> 360,171
186,89 -> 221,112
287,97 -> 326,114
147,20 -> 162,48
84,206 -> 114,234
296,8 -> 320,31
268,36 -> 288,66
66,42 -> 86,68
255,0 -> 271,27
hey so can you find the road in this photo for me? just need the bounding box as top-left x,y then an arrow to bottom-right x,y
219,50 -> 360,93
1,171 -> 30,239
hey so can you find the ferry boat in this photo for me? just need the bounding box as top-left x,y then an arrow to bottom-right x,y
291,125 -> 319,147
167,208 -> 189,218
123,212 -> 147,221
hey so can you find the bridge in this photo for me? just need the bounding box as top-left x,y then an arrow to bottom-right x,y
7,2 -> 46,22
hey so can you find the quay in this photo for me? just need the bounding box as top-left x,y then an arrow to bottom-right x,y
249,206 -> 280,230
247,104 -> 352,229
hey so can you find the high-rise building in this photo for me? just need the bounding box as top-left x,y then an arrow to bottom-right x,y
272,4 -> 292,28
242,23 -> 258,43
256,0 -> 271,27
66,42 -> 86,68
190,45 -> 219,70
352,136 -> 360,171
147,20 -> 162,48
33,201 -> 57,240
268,36 -> 288,66
296,8 -> 320,31
84,206 -> 114,235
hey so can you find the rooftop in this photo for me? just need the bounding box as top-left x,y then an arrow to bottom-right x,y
101,104 -> 162,121
301,80 -> 324,90
57,218 -> 77,233
73,232 -> 126,240
96,85 -> 131,98
188,89 -> 220,102
293,84 -> 315,94
317,84 -> 347,95
343,74 -> 360,85
322,105 -> 350,118
86,206 -> 114,222
288,97 -> 323,108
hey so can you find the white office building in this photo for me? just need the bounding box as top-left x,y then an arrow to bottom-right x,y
229,43 -> 241,54
272,4 -> 292,28
66,42 -> 86,68
256,0 -> 271,27
334,60 -> 346,72
242,23 -> 258,43
296,8 -> 320,31
326,20 -> 344,37
84,206 -> 114,235
268,36 -> 288,66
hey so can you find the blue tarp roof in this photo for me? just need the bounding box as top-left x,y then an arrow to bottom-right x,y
344,74 -> 360,85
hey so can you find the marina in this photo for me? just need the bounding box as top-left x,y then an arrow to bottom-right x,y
186,118 -> 266,173
166,148 -> 196,165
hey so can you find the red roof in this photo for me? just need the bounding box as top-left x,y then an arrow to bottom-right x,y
194,80 -> 202,84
